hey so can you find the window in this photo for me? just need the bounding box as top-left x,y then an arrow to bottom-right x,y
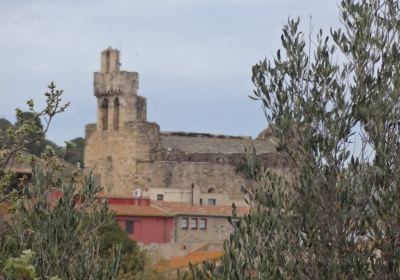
208,199 -> 216,206
199,218 -> 207,230
113,98 -> 120,130
105,157 -> 113,186
199,199 -> 203,205
125,220 -> 134,234
157,194 -> 164,201
101,98 -> 109,130
106,156 -> 113,172
207,187 -> 216,193
181,218 -> 188,229
191,218 -> 198,229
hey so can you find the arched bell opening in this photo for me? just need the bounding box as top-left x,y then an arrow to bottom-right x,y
113,98 -> 120,130
101,98 -> 109,131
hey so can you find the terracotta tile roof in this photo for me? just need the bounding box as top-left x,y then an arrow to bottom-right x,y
155,251 -> 223,272
8,168 -> 32,174
152,201 -> 249,217
100,195 -> 249,218
108,204 -> 172,217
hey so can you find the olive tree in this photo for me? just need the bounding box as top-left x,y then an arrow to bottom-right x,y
192,0 -> 400,279
0,167 -> 122,279
0,84 -> 125,279
0,82 -> 69,201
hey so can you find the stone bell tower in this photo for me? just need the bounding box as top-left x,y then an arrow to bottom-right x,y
85,48 -> 160,195
94,47 -> 147,131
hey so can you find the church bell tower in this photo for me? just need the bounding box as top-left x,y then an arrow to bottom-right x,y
85,47 -> 160,195
94,47 -> 147,132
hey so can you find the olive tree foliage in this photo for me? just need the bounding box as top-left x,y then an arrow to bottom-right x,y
0,167 -> 121,279
0,82 -> 69,201
192,0 -> 400,279
2,250 -> 38,280
0,83 -> 146,279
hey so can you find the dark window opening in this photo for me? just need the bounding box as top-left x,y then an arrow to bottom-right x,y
199,199 -> 203,205
106,156 -> 113,172
125,220 -> 134,234
157,194 -> 164,201
113,98 -> 120,130
101,98 -> 109,130
208,199 -> 216,206
207,187 -> 216,193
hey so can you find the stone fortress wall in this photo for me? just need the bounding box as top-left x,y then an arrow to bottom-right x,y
85,48 -> 278,200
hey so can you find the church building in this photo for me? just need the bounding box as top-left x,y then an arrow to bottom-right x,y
84,48 -> 277,205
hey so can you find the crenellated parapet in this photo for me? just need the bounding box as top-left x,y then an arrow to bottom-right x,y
94,71 -> 139,97
94,89 -> 123,97
92,48 -> 147,131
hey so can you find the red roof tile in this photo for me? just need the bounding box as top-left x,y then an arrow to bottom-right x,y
100,195 -> 249,218
108,204 -> 172,217
155,251 -> 223,272
152,201 -> 249,217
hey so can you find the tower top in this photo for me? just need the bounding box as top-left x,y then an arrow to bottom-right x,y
101,47 -> 120,73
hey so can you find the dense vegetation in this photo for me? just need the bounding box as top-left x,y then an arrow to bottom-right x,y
0,113 -> 84,167
192,0 -> 400,279
0,83 -> 169,279
0,167 -> 122,279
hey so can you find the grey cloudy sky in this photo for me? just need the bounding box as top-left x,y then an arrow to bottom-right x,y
0,0 -> 339,145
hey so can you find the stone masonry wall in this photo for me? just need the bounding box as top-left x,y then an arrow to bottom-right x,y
85,121 -> 160,195
175,216 -> 234,243
135,160 -> 249,194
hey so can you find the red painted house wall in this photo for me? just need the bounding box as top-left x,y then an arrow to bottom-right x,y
116,216 -> 174,245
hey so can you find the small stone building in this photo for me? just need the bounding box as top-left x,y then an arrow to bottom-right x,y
152,200 -> 248,244
85,48 -> 278,200
107,197 -> 174,245
107,196 -> 248,246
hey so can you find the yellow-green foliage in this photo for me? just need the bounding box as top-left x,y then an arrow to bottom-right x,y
3,250 -> 37,280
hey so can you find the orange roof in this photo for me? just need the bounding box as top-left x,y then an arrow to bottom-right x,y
152,201 -> 249,217
155,251 -> 223,272
8,168 -> 32,174
108,204 -> 172,217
